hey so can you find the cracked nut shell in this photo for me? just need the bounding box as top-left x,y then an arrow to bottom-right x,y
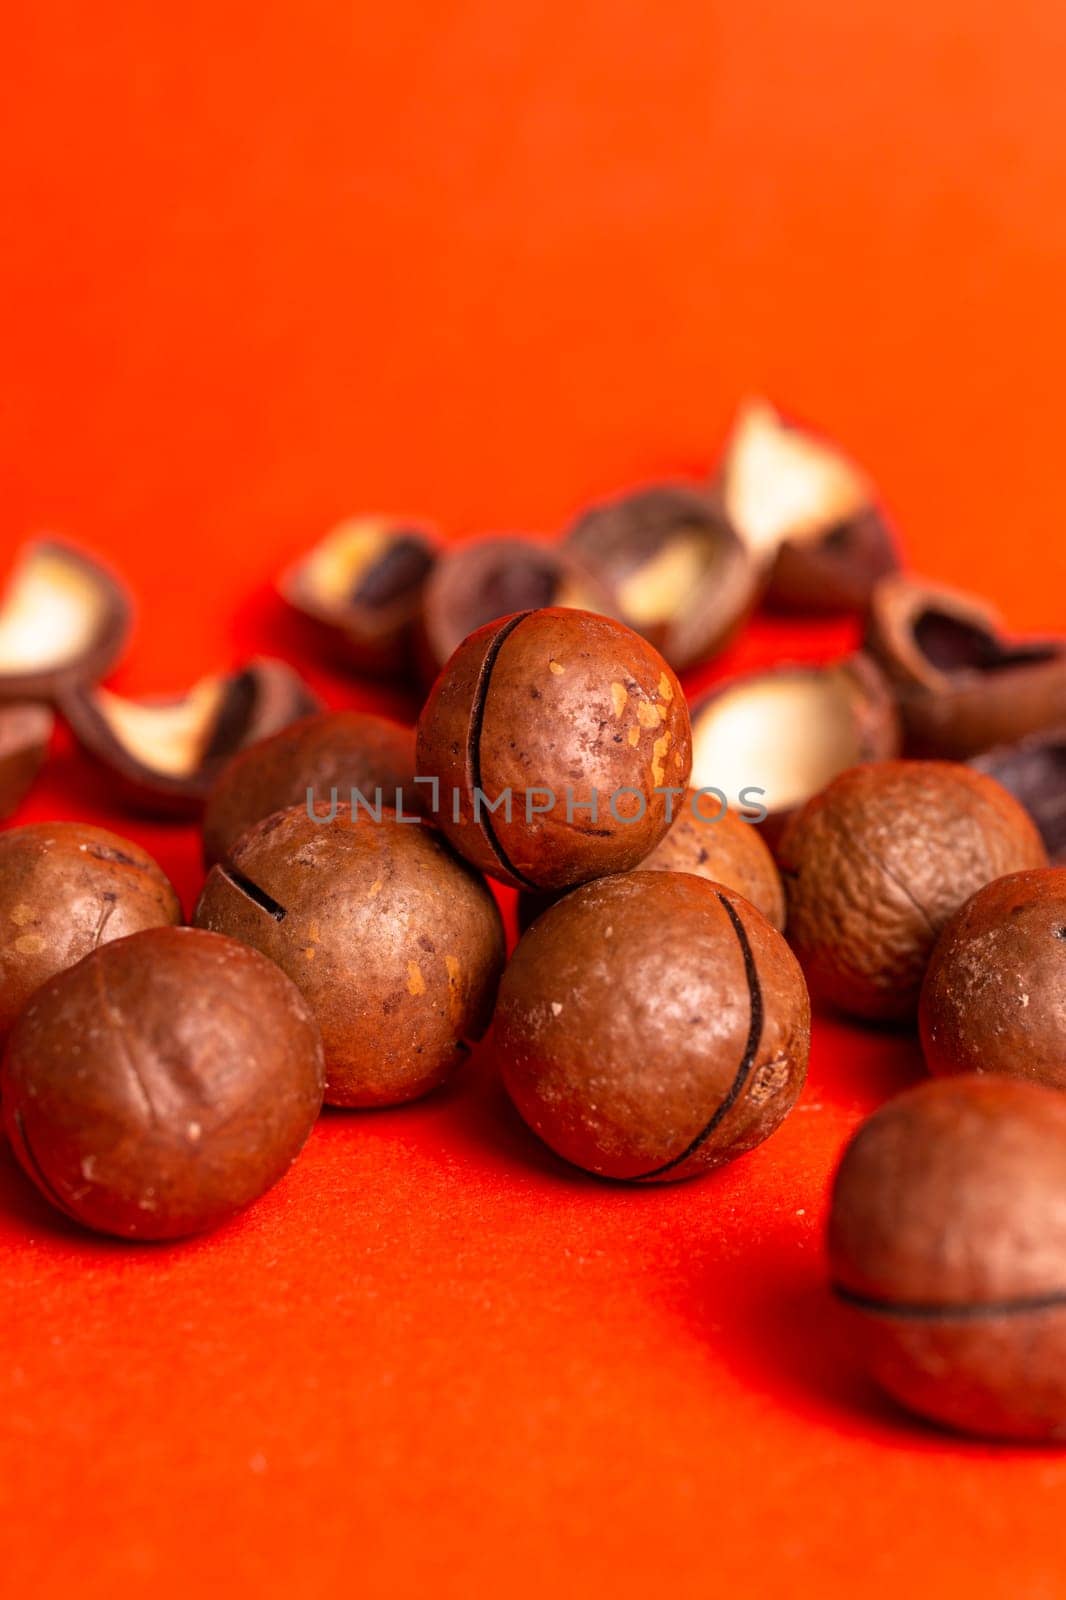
716,401 -> 898,614
518,789 -> 786,934
0,539 -> 131,702
202,709 -> 416,866
419,536 -> 616,681
970,727 -> 1066,863
778,762 -> 1047,1022
689,653 -> 900,851
61,657 -> 320,816
194,805 -> 505,1107
865,575 -> 1066,758
415,607 -> 693,891
828,1074 -> 1066,1440
2,926 -> 324,1240
0,703 -> 52,818
562,484 -> 757,671
280,516 -> 437,677
495,871 -> 810,1182
920,868 -> 1066,1090
0,821 -> 182,1041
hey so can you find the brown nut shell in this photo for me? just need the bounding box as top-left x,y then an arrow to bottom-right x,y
61,657 -> 320,816
0,703 -> 53,818
828,1074 -> 1066,1439
0,540 -> 131,702
778,761 -> 1047,1022
690,653 -> 900,851
970,726 -> 1066,863
202,710 -> 416,867
562,484 -> 758,670
716,401 -> 898,614
518,790 -> 785,934
495,871 -> 810,1182
194,805 -> 505,1108
419,536 -> 616,681
415,607 -> 693,891
2,925 -> 325,1240
0,821 -> 182,1041
279,516 -> 436,677
919,868 -> 1066,1090
865,575 -> 1066,758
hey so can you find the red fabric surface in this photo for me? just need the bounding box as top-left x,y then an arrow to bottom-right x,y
2,4 -> 1066,1595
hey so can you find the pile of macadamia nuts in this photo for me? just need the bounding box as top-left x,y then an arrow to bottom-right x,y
1,400 -> 1064,1443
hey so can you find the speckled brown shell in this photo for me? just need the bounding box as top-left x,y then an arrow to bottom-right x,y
202,710 -> 416,866
194,805 -> 505,1107
495,871 -> 810,1182
778,762 -> 1048,1022
1,925 -> 325,1240
415,607 -> 693,891
920,868 -> 1066,1090
0,703 -> 52,818
562,484 -> 758,670
0,822 -> 182,1040
865,575 -> 1066,758
518,790 -> 786,934
828,1074 -> 1066,1440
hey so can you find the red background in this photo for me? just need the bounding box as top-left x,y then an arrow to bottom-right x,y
2,3 -> 1066,1595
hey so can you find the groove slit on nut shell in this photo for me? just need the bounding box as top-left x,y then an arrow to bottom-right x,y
219,866 -> 287,922
631,893 -> 765,1181
467,610 -> 540,889
832,1283 -> 1066,1321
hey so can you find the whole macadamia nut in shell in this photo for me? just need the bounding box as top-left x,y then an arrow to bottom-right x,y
2,926 -> 325,1240
416,607 -> 692,891
778,762 -> 1047,1021
920,868 -> 1066,1090
828,1075 -> 1066,1440
0,821 -> 182,1040
194,805 -> 505,1107
495,871 -> 810,1181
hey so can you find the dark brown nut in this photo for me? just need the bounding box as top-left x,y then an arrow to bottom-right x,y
279,516 -> 436,677
60,657 -> 320,817
518,789 -> 786,934
0,703 -> 53,818
865,575 -> 1066,758
716,401 -> 898,613
971,727 -> 1066,862
828,1074 -> 1066,1440
419,536 -> 616,681
0,539 -> 131,701
202,710 -> 416,867
415,607 -> 692,892
920,868 -> 1066,1090
193,805 -> 505,1108
0,821 -> 182,1041
689,654 -> 900,851
778,762 -> 1048,1022
495,872 -> 810,1182
1,926 -> 324,1240
561,485 -> 758,671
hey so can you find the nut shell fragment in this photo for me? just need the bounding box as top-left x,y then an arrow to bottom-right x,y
0,703 -> 53,818
0,540 -> 131,701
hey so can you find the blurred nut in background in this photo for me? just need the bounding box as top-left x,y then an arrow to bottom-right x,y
970,726 -> 1066,862
0,703 -> 53,818
0,539 -> 131,702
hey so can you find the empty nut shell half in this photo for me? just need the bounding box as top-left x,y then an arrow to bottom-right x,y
689,653 -> 900,851
0,539 -> 131,701
202,709 -> 416,866
496,872 -> 810,1182
279,516 -> 436,678
716,400 -> 898,614
865,575 -> 1066,758
419,536 -> 616,682
61,657 -> 320,816
562,484 -> 758,671
970,726 -> 1066,862
829,1075 -> 1066,1440
0,703 -> 53,818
